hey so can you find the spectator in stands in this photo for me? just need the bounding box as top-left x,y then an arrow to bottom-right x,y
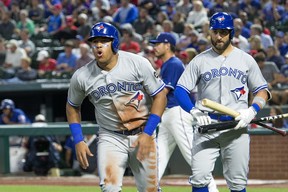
186,29 -> 200,52
176,23 -> 195,50
53,15 -> 78,43
36,50 -> 56,78
250,24 -> 273,50
207,0 -> 230,17
0,98 -> 31,173
76,13 -> 91,43
233,17 -> 250,42
56,40 -> 78,73
261,0 -> 285,28
175,0 -> 193,16
238,11 -> 253,38
165,1 -> 176,20
120,23 -> 143,44
162,20 -> 179,43
28,0 -> 45,25
75,43 -> 93,69
197,38 -> 210,53
274,31 -> 288,58
248,35 -> 264,54
186,0 -> 209,30
269,106 -> 288,128
16,9 -> 35,37
232,24 -> 249,52
15,56 -> 37,81
155,10 -> 168,26
0,37 -> 6,66
3,39 -> 27,77
113,0 -> 138,26
266,45 -> 286,70
133,7 -> 154,38
0,9 -> 16,40
46,3 -> 65,36
23,114 -> 63,176
253,52 -> 286,89
18,29 -> 36,57
138,0 -> 161,20
120,27 -> 141,54
90,0 -> 110,22
172,12 -> 185,35
10,1 -> 21,23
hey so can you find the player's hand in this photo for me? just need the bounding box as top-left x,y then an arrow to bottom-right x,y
75,141 -> 94,169
132,133 -> 154,161
190,108 -> 211,126
235,107 -> 257,129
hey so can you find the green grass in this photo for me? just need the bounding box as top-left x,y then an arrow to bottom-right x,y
0,185 -> 287,192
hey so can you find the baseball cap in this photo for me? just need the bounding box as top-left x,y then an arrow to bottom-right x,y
35,114 -> 46,122
37,50 -> 49,61
6,39 -> 18,48
149,32 -> 176,46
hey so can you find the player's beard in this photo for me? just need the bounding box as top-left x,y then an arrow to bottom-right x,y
211,38 -> 231,54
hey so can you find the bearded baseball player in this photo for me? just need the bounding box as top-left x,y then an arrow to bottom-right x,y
66,22 -> 167,192
149,32 -> 218,192
174,12 -> 271,192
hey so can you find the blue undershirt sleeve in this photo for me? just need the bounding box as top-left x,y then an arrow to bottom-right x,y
174,86 -> 195,113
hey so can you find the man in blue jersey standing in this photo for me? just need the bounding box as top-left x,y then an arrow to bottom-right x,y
150,32 -> 218,192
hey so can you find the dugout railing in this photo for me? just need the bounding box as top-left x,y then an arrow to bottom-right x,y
0,124 -> 285,175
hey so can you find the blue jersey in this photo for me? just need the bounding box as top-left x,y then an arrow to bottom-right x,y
160,56 -> 185,108
0,108 -> 30,124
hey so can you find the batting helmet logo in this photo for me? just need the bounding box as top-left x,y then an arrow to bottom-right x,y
95,24 -> 105,32
216,16 -> 225,23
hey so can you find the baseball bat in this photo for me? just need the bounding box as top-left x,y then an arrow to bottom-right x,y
200,99 -> 287,136
198,114 -> 288,136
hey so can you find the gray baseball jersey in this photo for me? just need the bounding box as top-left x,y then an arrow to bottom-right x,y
178,47 -> 268,111
68,50 -> 165,131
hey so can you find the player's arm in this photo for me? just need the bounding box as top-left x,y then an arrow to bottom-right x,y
134,88 -> 167,161
66,103 -> 93,169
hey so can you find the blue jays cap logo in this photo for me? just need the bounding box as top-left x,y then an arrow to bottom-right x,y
216,16 -> 225,23
95,24 -> 105,32
231,86 -> 246,100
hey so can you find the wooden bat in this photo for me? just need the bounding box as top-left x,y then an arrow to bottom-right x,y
200,99 -> 287,136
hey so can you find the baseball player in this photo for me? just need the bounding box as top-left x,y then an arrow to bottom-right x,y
149,32 -> 218,192
174,12 -> 271,192
66,22 -> 167,192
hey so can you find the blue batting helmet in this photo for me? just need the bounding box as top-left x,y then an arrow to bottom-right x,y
88,22 -> 120,53
0,99 -> 15,110
209,12 -> 234,39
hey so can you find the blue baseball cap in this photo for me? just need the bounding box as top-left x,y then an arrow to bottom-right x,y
149,32 -> 176,46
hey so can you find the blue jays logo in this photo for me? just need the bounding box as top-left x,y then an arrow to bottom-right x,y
216,16 -> 225,23
125,91 -> 144,111
95,24 -> 105,32
231,86 -> 246,100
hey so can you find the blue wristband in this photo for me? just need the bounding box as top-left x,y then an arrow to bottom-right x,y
69,123 -> 84,145
143,114 -> 161,136
251,103 -> 260,113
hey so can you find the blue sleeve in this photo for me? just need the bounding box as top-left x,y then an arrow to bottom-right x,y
174,86 -> 194,113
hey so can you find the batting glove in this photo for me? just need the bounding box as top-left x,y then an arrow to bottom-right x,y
235,107 -> 257,129
190,108 -> 211,126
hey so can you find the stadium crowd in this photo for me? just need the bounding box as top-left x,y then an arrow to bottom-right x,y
1,0 -> 288,177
